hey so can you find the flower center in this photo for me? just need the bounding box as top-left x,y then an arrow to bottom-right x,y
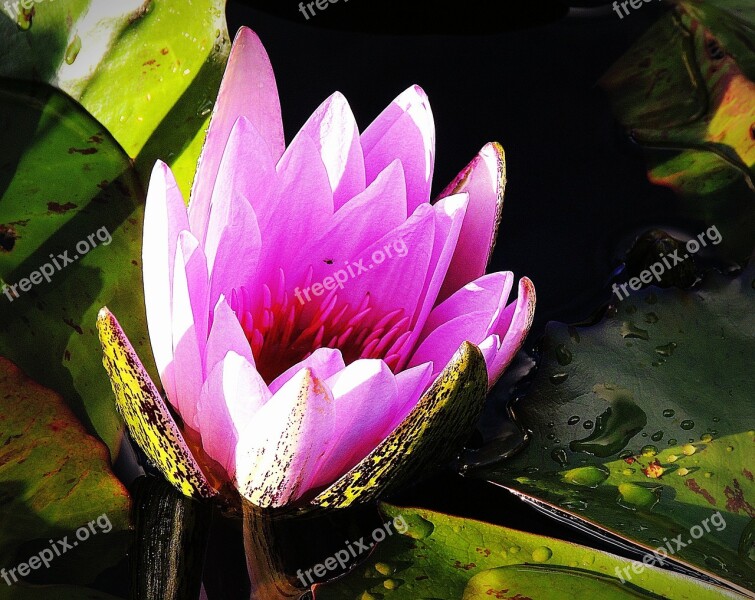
228,269 -> 412,384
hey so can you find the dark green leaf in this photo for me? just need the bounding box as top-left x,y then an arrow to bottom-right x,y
0,81 -> 147,455
465,263 -> 755,592
600,1 -> 755,261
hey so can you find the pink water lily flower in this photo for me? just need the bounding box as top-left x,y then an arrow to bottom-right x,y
98,27 -> 535,509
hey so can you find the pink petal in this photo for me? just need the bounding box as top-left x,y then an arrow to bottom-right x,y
235,369 -> 335,507
196,116 -> 276,247
204,296 -> 255,376
142,161 -> 189,403
204,188 -> 262,309
286,160 -> 407,287
268,348 -> 346,395
361,86 -> 435,213
308,360 -> 400,489
383,362 -> 434,435
169,231 -> 209,428
393,193 -> 469,368
189,27 -> 285,239
255,132 -> 333,284
407,272 -> 518,385
437,143 -> 505,303
301,92 -> 366,210
196,351 -> 270,477
326,203 -> 436,329
487,277 -> 536,386
477,334 -> 501,377
407,310 -> 497,382
423,272 -> 513,335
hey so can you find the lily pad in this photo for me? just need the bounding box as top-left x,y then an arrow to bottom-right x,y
0,81 -> 147,455
0,357 -> 130,588
0,0 -> 230,196
600,0 -> 755,261
465,263 -> 755,593
313,504 -> 742,599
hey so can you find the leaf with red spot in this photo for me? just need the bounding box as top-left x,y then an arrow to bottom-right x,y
0,81 -> 146,457
314,504 -> 739,599
0,0 -> 230,197
0,356 -> 130,589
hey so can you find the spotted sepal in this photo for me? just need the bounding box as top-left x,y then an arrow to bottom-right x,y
312,341 -> 488,509
97,307 -> 216,499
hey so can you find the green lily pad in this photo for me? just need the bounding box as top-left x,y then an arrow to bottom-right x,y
0,81 -> 148,455
465,263 -> 755,593
0,0 -> 230,196
0,357 -> 131,589
313,504 -> 742,599
600,0 -> 755,261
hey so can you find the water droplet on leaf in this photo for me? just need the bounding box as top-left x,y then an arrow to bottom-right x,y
618,482 -> 660,510
550,371 -> 568,387
682,444 -> 696,456
65,35 -> 82,65
531,546 -> 553,562
556,345 -> 573,366
654,342 -> 677,357
383,578 -> 401,590
562,465 -> 610,488
570,385 -> 646,457
641,445 -> 658,457
375,562 -> 395,576
404,515 -> 434,540
550,448 -> 569,467
621,322 -> 649,340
